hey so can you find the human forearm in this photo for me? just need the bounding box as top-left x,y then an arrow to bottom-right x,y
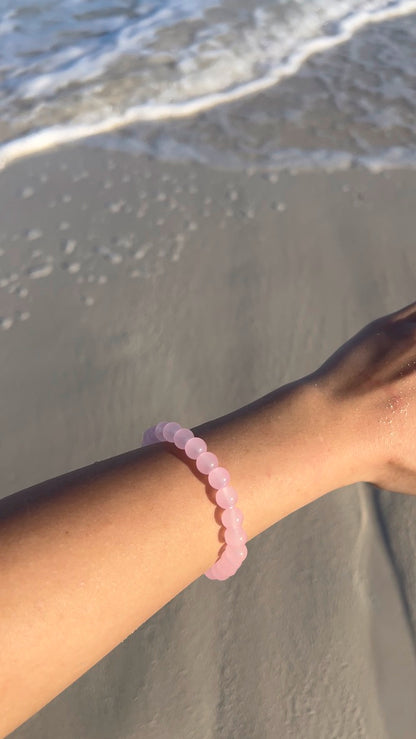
0,376 -> 358,737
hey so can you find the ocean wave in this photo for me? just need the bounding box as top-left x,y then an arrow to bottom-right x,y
0,0 -> 416,170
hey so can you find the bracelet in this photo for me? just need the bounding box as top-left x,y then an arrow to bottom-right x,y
141,421 -> 248,580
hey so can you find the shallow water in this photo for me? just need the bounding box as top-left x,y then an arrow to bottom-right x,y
1,0 -> 416,170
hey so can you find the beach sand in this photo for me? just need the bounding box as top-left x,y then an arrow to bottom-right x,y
2,144 -> 416,738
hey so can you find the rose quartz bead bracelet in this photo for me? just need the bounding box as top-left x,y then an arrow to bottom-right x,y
141,421 -> 248,580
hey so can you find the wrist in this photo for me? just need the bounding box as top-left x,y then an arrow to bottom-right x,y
301,373 -> 368,488
195,376 -> 357,542
267,376 -> 357,495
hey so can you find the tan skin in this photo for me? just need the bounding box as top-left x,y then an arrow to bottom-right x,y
1,300 -> 416,737
311,299 -> 416,494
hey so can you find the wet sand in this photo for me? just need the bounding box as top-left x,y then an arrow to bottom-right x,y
2,145 -> 416,738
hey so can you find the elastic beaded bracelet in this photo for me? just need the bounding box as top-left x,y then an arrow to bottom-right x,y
141,422 -> 248,580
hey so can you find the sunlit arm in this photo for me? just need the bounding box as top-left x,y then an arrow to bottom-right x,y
0,377 -> 360,738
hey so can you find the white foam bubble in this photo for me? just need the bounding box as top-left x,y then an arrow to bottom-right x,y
134,243 -> 152,260
26,229 -> 43,241
108,200 -> 125,213
0,317 -> 13,330
21,187 -> 34,199
116,235 -> 134,249
62,239 -> 77,254
28,263 -> 54,279
65,262 -> 81,274
109,253 -> 122,264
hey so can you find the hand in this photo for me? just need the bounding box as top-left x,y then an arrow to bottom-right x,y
306,300 -> 416,495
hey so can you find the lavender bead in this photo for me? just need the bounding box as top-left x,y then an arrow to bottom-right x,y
162,421 -> 182,442
196,451 -> 218,475
155,421 -> 169,441
184,436 -> 207,460
173,427 -> 194,449
141,426 -> 157,446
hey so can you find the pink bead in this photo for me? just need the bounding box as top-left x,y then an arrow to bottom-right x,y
173,427 -> 194,449
151,421 -> 248,582
212,568 -> 228,581
155,422 -> 169,441
162,421 -> 182,442
224,526 -> 247,546
196,451 -> 218,475
224,543 -> 248,565
222,548 -> 241,573
215,485 -> 238,508
204,566 -> 217,580
211,558 -> 233,580
208,466 -> 231,490
217,555 -> 238,578
184,436 -> 207,460
221,506 -> 244,528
